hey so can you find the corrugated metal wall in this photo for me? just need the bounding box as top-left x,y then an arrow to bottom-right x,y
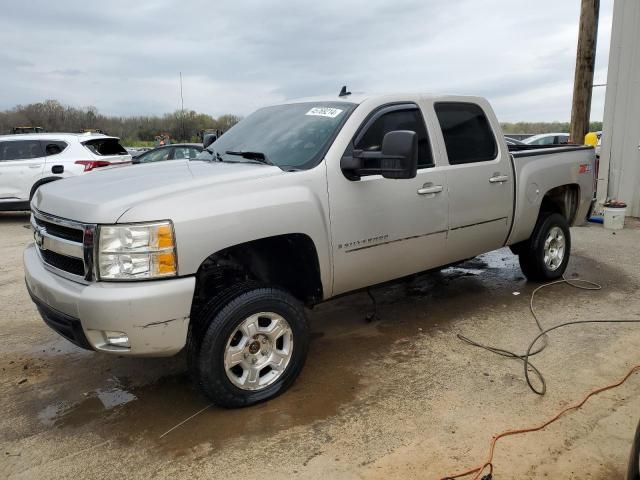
599,0 -> 640,217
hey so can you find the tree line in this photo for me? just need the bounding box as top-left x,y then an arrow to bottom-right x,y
0,99 -> 604,145
501,121 -> 602,135
0,100 -> 241,145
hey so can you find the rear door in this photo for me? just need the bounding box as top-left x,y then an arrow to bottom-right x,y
432,102 -> 513,262
0,140 -> 46,201
41,140 -> 68,176
329,103 -> 449,295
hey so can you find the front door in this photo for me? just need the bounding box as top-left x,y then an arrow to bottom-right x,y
328,103 -> 449,296
0,140 -> 45,201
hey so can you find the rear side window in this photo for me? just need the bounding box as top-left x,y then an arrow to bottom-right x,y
0,140 -> 44,161
83,138 -> 127,156
42,141 -> 68,156
355,106 -> 434,168
434,102 -> 497,164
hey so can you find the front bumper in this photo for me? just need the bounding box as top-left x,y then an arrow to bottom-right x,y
24,244 -> 196,357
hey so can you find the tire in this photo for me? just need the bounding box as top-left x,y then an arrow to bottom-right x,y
189,286 -> 309,408
186,281 -> 260,379
626,420 -> 640,480
518,213 -> 571,281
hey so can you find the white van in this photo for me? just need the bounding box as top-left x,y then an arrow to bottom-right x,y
0,133 -> 131,211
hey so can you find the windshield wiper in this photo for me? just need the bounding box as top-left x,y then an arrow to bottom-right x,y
225,150 -> 275,166
205,147 -> 224,162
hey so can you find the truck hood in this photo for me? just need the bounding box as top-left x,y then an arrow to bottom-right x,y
32,160 -> 283,224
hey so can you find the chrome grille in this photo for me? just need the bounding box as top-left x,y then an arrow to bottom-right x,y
33,218 -> 83,243
41,250 -> 85,276
31,209 -> 97,283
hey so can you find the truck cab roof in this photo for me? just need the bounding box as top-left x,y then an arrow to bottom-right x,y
283,92 -> 488,107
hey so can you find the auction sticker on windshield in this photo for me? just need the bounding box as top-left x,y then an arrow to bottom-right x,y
305,107 -> 343,118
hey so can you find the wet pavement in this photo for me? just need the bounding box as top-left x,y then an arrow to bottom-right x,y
2,212 -> 640,479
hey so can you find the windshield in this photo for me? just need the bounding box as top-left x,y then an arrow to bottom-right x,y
197,102 -> 356,170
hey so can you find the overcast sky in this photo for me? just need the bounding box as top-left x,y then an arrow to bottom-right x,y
0,0 -> 613,122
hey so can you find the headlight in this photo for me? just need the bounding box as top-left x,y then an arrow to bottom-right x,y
98,221 -> 177,280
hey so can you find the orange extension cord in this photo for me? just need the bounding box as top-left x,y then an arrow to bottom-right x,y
441,364 -> 640,480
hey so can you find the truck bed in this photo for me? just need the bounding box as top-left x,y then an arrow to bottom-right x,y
508,143 -> 594,156
506,144 -> 596,246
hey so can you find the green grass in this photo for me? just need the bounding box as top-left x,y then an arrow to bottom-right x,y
122,140 -> 156,148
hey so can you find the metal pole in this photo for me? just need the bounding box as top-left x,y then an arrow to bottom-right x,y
570,0 -> 600,143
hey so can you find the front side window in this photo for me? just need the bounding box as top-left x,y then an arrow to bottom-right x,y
434,102 -> 497,164
206,102 -> 356,170
0,140 -> 44,161
138,148 -> 170,163
173,147 -> 200,160
355,106 -> 434,168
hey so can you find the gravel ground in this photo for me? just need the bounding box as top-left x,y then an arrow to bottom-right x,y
1,211 -> 639,480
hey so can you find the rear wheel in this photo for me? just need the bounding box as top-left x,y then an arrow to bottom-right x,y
518,213 -> 571,281
189,286 -> 309,408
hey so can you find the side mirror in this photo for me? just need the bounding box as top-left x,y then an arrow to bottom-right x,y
340,130 -> 418,180
203,134 -> 217,149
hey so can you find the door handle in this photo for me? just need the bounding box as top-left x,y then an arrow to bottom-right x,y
28,164 -> 43,169
417,184 -> 443,195
489,175 -> 509,183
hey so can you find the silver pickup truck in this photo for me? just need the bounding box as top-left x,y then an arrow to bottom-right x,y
24,93 -> 595,407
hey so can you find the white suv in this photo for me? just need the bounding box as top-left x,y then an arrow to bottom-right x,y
0,133 -> 131,211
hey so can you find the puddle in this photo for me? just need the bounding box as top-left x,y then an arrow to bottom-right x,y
38,402 -> 69,427
33,329 -> 365,453
14,248 -> 638,455
35,368 -> 361,454
38,378 -> 138,427
95,386 -> 137,409
442,267 -> 484,276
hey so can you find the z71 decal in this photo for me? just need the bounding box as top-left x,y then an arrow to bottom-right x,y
578,163 -> 592,174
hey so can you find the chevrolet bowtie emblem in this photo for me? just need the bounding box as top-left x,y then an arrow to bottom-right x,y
34,226 -> 46,250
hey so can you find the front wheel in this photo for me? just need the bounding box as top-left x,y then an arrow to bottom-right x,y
190,287 -> 309,408
518,213 -> 571,281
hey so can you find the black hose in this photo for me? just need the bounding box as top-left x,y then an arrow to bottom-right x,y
458,277 -> 640,395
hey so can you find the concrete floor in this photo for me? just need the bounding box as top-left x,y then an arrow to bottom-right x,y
1,212 -> 640,480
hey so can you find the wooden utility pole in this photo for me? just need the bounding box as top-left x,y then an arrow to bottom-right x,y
570,0 -> 600,143
179,72 -> 186,142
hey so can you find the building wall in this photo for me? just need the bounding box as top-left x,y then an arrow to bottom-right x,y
598,0 -> 640,216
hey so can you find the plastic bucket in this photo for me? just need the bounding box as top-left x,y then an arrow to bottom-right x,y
603,206 -> 626,230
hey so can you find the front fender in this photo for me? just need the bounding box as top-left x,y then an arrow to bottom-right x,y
118,169 -> 333,298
